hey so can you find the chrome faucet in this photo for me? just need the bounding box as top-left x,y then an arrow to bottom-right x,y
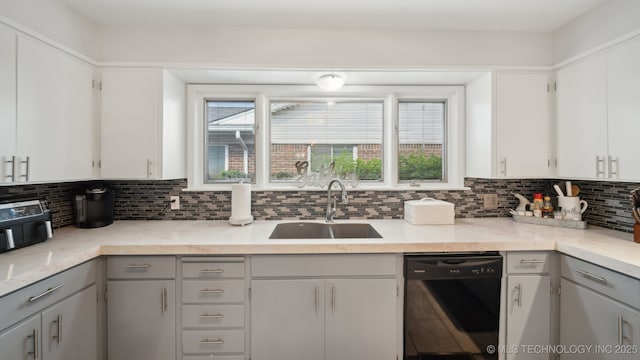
326,178 -> 348,222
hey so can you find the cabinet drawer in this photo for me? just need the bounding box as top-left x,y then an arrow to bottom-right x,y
182,305 -> 245,328
182,262 -> 245,279
561,255 -> 640,309
507,252 -> 550,274
252,254 -> 397,277
0,260 -> 96,331
182,280 -> 245,303
108,256 -> 175,279
182,329 -> 245,354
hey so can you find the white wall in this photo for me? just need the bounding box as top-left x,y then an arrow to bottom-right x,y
96,25 -> 553,67
0,0 -> 97,58
552,0 -> 640,63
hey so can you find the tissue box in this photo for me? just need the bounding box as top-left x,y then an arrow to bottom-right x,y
404,198 -> 455,225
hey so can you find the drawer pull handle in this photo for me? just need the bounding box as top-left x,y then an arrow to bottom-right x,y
200,338 -> 224,345
52,314 -> 62,344
5,156 -> 16,182
512,284 -> 522,309
413,269 -> 426,273
576,269 -> 607,284
28,284 -> 63,302
200,289 -> 224,294
618,314 -> 623,345
199,269 -> 224,274
123,264 -> 151,269
200,313 -> 224,319
27,328 -> 38,358
520,259 -> 545,264
161,288 -> 168,313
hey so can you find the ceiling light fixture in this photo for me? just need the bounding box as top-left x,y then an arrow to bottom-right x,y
316,74 -> 346,91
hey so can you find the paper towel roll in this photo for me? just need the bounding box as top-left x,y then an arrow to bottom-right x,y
229,183 -> 253,226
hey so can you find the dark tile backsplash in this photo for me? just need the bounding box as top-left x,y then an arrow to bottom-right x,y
1,178 -> 638,233
563,180 -> 640,233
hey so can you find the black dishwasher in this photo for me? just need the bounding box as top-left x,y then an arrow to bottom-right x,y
404,253 -> 502,360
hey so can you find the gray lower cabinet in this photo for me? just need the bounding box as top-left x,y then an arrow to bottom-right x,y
250,254 -> 398,360
506,275 -> 551,360
180,256 -> 247,360
560,255 -> 640,360
560,279 -> 640,360
251,279 -> 324,360
42,284 -> 98,360
505,252 -> 554,360
0,260 -> 97,360
0,315 -> 41,360
106,256 -> 176,360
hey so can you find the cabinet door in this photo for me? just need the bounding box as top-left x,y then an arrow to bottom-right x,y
606,37 -> 640,181
560,279 -> 640,360
496,72 -> 550,178
0,314 -> 40,360
251,279 -> 324,360
506,275 -> 550,360
101,68 -> 160,179
325,278 -> 397,360
0,24 -> 16,183
107,280 -> 175,360
16,36 -> 94,182
556,55 -> 608,179
42,285 -> 97,360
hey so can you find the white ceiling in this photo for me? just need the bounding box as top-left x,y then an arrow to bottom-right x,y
61,0 -> 608,32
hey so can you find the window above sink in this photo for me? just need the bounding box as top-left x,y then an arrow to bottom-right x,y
186,84 -> 466,191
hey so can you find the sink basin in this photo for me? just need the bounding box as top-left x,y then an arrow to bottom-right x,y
269,222 -> 382,239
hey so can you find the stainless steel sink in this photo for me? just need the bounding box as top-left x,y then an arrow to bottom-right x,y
269,222 -> 382,239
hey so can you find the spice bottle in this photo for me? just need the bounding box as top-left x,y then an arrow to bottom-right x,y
542,196 -> 554,218
532,193 -> 543,218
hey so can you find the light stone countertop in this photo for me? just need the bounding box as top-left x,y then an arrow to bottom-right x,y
0,218 -> 638,297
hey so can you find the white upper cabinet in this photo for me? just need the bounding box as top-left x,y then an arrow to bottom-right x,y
606,37 -> 640,180
0,32 -> 95,184
16,36 -> 94,183
556,54 -> 608,179
496,72 -> 551,178
556,36 -> 640,181
100,68 -> 186,180
466,71 -> 551,178
0,24 -> 16,184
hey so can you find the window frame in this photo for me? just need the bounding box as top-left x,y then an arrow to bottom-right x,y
396,99 -> 448,184
202,98 -> 257,184
186,84 -> 465,191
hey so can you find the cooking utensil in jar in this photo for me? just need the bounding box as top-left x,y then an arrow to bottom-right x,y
566,181 -> 573,196
571,185 -> 580,197
553,184 -> 565,197
632,204 -> 640,224
630,188 -> 640,224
